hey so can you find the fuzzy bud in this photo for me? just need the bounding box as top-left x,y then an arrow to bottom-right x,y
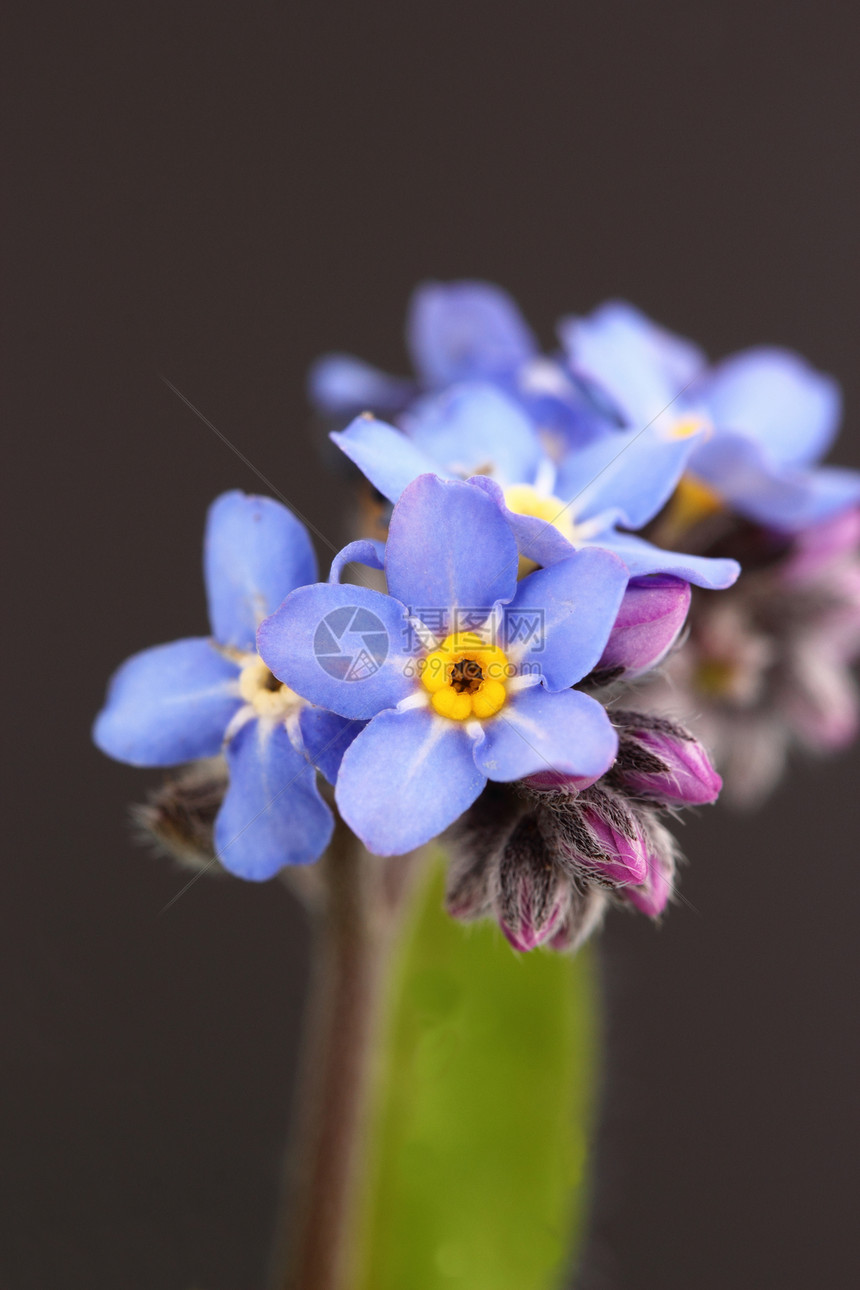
545,787 -> 649,887
783,644 -> 859,751
611,710 -> 722,805
131,758 -> 228,872
621,813 -> 679,918
493,816 -> 570,952
548,882 -> 609,953
444,784 -> 523,921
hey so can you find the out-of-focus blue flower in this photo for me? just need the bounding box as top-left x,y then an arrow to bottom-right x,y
93,491 -> 343,879
561,301 -> 860,532
309,279 -> 604,446
258,475 -> 630,856
331,383 -> 740,590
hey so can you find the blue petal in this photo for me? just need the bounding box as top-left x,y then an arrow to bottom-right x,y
504,550 -> 628,688
560,301 -> 706,428
599,532 -> 741,589
467,476 -> 576,568
407,280 -> 537,387
215,719 -> 333,879
473,687 -> 617,783
331,415 -> 445,504
308,354 -> 415,419
468,475 -> 740,590
502,508 -> 581,568
93,638 -> 240,766
257,583 -> 416,719
518,384 -> 613,454
555,424 -> 699,529
385,475 -> 519,631
328,539 -> 386,584
205,491 -> 318,652
336,707 -> 485,854
296,706 -> 364,786
693,347 -> 842,468
691,434 -> 860,531
403,383 -> 543,486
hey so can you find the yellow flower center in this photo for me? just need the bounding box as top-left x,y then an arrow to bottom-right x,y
238,656 -> 301,720
653,471 -> 724,547
503,485 -> 578,542
668,414 -> 712,441
420,631 -> 511,722
502,484 -> 581,577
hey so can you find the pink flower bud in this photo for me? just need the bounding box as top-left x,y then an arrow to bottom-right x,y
622,817 -> 678,918
575,804 -> 649,885
783,506 -> 860,582
494,818 -> 571,952
784,648 -> 859,751
546,788 -> 649,886
619,719 -> 722,805
548,884 -> 608,953
596,575 -> 691,679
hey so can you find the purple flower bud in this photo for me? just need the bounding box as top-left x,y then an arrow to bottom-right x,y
783,646 -> 858,751
548,883 -> 608,953
622,816 -> 678,918
548,787 -> 649,886
493,817 -> 570,952
445,785 -> 522,921
614,712 -> 722,805
445,772 -> 697,947
783,506 -> 860,582
576,804 -> 649,885
595,575 -> 691,680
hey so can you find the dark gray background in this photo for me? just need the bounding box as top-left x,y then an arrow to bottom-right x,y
4,3 -> 859,1287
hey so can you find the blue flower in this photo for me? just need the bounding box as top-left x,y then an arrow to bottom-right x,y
561,301 -> 860,532
330,382 -> 740,590
93,491 -> 343,879
309,279 -> 603,447
257,475 -> 629,856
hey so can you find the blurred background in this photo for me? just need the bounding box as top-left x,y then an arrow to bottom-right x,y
4,2 -> 859,1286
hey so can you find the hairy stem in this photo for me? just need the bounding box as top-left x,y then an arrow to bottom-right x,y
269,822 -> 423,1290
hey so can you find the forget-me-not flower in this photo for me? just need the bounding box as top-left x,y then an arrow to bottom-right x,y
330,381 -> 740,590
93,491 -> 335,879
257,475 -> 630,856
309,279 -> 604,446
562,301 -> 860,533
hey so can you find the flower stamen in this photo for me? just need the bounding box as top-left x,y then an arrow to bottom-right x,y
420,631 -> 510,722
239,656 -> 301,720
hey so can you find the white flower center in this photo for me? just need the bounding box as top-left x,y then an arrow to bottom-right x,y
238,656 -> 301,720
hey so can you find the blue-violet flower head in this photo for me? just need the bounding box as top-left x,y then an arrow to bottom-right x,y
93,491 -> 341,879
257,474 -> 631,856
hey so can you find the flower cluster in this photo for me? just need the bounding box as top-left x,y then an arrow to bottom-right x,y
314,282 -> 860,803
641,507 -> 860,802
94,280 -> 860,949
